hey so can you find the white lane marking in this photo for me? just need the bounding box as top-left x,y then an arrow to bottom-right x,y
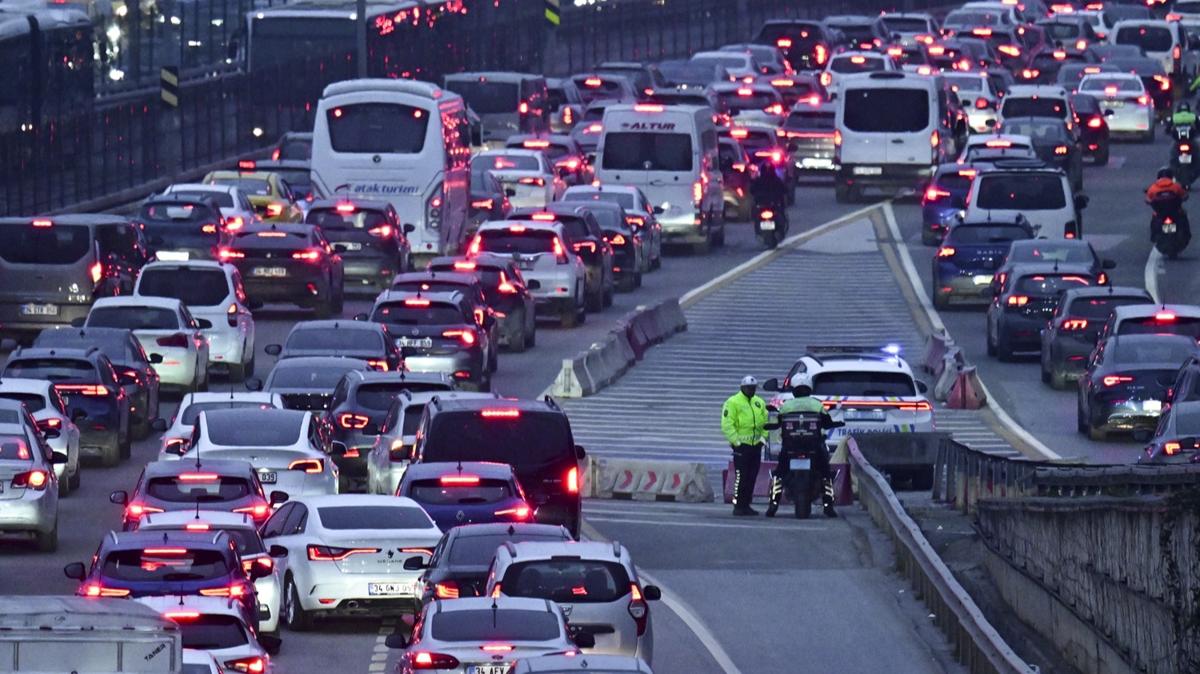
881,203 -> 1062,461
582,521 -> 742,674
585,515 -> 823,531
1145,246 -> 1163,303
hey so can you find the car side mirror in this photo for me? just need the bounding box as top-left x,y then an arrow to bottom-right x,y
269,490 -> 289,505
1102,258 -> 1116,270
195,318 -> 213,329
330,441 -> 348,457
403,556 -> 426,571
403,223 -> 416,234
269,544 -> 289,557
264,344 -> 282,356
505,188 -> 517,197
354,312 -> 370,321
244,378 -> 264,392
385,633 -> 409,649
63,562 -> 86,580
150,418 -> 168,432
984,118 -> 997,128
249,562 -> 273,580
574,444 -> 587,459
109,490 -> 128,505
653,206 -> 664,215
51,450 -> 67,463
257,634 -> 282,655
70,317 -> 86,328
917,380 -> 929,394
642,584 -> 662,600
71,409 -> 88,422
1104,108 -> 1115,117
41,426 -> 62,440
1075,194 -> 1090,210
149,353 -> 164,364
527,279 -> 542,290
762,377 -> 780,392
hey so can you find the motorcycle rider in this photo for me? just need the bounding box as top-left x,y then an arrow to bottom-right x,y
749,161 -> 790,229
1172,102 -> 1198,138
1146,167 -> 1190,239
721,375 -> 770,516
765,382 -> 843,518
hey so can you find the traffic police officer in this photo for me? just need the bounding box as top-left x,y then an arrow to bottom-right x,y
721,375 -> 769,516
766,382 -> 843,518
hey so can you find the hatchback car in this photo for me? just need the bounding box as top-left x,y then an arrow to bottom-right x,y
217,223 -> 345,318
138,596 -> 275,674
260,494 -> 441,627
992,238 -> 1115,295
469,221 -> 588,329
987,263 -> 1097,359
0,402 -> 63,551
263,356 -> 372,412
266,320 -> 401,372
0,378 -> 79,495
135,196 -> 231,261
472,151 -> 564,209
160,183 -> 258,232
85,296 -> 210,392
1077,334 -> 1199,441
933,219 -> 1036,307
134,261 -> 257,381
1077,72 -> 1155,141
964,163 -> 1087,238
397,462 -> 531,532
505,135 -> 593,186
369,291 -> 494,391
111,458 -> 280,529
560,185 -> 662,269
1069,92 -> 1111,165
159,392 -> 282,458
304,199 -> 413,293
507,206 -> 614,313
388,272 -> 499,368
1096,305 -> 1200,345
1040,286 -> 1154,389
998,116 -> 1083,190
426,255 -> 537,352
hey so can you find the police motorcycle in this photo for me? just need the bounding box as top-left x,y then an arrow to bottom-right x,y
1149,189 -> 1191,259
1171,125 -> 1196,188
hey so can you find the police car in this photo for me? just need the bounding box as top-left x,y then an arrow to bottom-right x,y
763,346 -> 934,450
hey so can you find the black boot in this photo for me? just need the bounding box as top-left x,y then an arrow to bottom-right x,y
765,476 -> 782,517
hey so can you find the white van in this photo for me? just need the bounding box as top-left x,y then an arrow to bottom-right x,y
311,79 -> 470,258
834,71 -> 949,202
595,104 -> 724,253
1110,20 -> 1195,79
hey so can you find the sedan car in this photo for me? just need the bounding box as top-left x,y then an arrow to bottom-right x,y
0,402 -> 62,551
471,151 -> 564,209
1077,334 -> 1199,441
138,596 -> 275,674
397,462 -> 532,532
1141,400 -> 1200,463
388,272 -> 499,369
0,378 -> 80,495
1040,286 -> 1155,389
266,320 -> 401,372
933,220 -> 1036,308
85,296 -> 210,392
263,356 -> 372,412
159,392 -> 282,458
110,458 -> 280,529
987,263 -> 1096,360
217,223 -> 345,318
304,199 -> 413,294
586,201 -> 644,291
426,255 -> 537,352
159,183 -> 258,233
260,494 -> 442,627
1077,72 -> 1156,141
133,261 -> 257,381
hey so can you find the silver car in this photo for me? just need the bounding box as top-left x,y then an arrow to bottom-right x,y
367,390 -> 499,496
0,377 -> 80,495
389,596 -> 586,674
469,220 -> 588,328
487,541 -> 661,664
0,400 -> 62,551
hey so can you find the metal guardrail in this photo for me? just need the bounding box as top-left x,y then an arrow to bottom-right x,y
847,437 -> 1035,674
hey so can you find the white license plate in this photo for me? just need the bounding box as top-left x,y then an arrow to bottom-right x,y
397,337 -> 433,349
1144,400 -> 1163,413
853,166 -> 883,176
845,410 -> 887,421
19,303 -> 58,316
1182,154 -> 1193,164
156,251 -> 190,261
258,471 -> 277,484
469,666 -> 509,674
252,267 -> 287,278
973,274 -> 993,286
368,582 -> 410,596
340,242 -> 363,251
760,220 -> 776,231
1104,100 -> 1124,108
1165,223 -> 1178,234
789,458 -> 811,471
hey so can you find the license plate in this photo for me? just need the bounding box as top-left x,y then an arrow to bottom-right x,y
469,666 -> 509,674
1104,100 -> 1124,108
258,471 -> 277,484
845,410 -> 887,421
1182,154 -> 1193,164
252,267 -> 287,278
368,582 -> 410,596
760,220 -> 776,231
1144,400 -> 1163,413
340,242 -> 363,251
973,274 -> 994,286
853,166 -> 883,176
789,458 -> 811,471
1165,223 -> 1178,234
19,303 -> 58,316
156,251 -> 189,261
397,337 -> 433,349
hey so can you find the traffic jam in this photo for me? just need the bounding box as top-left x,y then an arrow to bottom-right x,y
3,0 -> 1200,672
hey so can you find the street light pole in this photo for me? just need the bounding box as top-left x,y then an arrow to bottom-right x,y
356,0 -> 367,77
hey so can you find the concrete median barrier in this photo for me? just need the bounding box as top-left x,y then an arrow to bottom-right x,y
933,347 -> 964,402
947,365 -> 987,410
922,331 -> 955,376
587,457 -> 714,502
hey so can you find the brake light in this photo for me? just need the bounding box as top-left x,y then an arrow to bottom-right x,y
494,504 -> 531,519
56,384 -> 109,396
491,583 -> 503,599
833,129 -> 842,147
937,246 -> 956,258
1155,75 -> 1172,91
338,413 -> 370,430
1174,45 -> 1182,61
985,140 -> 1012,148
435,581 -> 459,599
552,236 -> 568,264
972,27 -> 992,36
693,181 -> 703,203
233,502 -> 271,521
481,408 -> 521,419
237,159 -> 256,171
178,472 -> 218,482
815,44 -> 828,65
82,584 -> 131,598
998,45 -> 1021,57
404,298 -> 431,307
31,218 -> 53,228
201,223 -> 218,234
629,583 -> 649,636
408,652 -> 461,670
89,261 -> 103,285
217,248 -> 244,261
367,224 -> 393,238
518,100 -> 529,115
776,37 -> 792,48
1060,319 -> 1088,331
12,469 -> 48,490
1165,441 -> 1181,456
1087,116 -> 1103,129
634,104 -> 664,112
1054,145 -> 1069,156
156,333 -> 189,349
366,358 -> 389,371
224,656 -> 267,673
264,203 -> 284,218
441,328 -> 477,346
123,502 -> 163,520
481,644 -> 514,653
199,582 -> 247,598
609,233 -> 627,246
1007,295 -> 1030,306
292,248 -> 322,262
518,177 -> 546,187
924,186 -> 951,202
188,522 -> 211,532
163,610 -> 201,621
566,465 -> 579,494
307,545 -> 379,561
289,458 -> 323,474
584,77 -> 602,87
1182,143 -> 1193,153
1137,95 -> 1150,106
497,270 -> 518,294
1103,375 -> 1134,387
36,418 -> 61,432
760,210 -> 775,220
1156,312 -> 1177,322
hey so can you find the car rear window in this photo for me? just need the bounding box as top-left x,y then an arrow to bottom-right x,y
1116,25 -> 1173,52
408,477 -> 512,505
1118,316 -> 1200,339
1001,97 -> 1068,119
0,435 -> 32,461
944,77 -> 984,93
479,155 -> 542,172
0,393 -> 46,413
306,208 -> 389,231
206,416 -> 301,446
180,401 -> 273,426
1014,274 -> 1091,296
881,16 -> 929,33
500,559 -> 631,603
372,302 -> 465,327
209,177 -> 271,196
562,190 -> 636,210
424,410 -> 573,466
933,172 -> 973,194
146,475 -> 254,503
87,307 -> 179,331
221,528 -> 265,556
1112,338 -> 1196,365
356,384 -> 444,411
448,533 -> 564,566
392,281 -> 474,296
842,88 -> 930,132
1067,296 -> 1149,320
233,230 -> 309,249
445,80 -> 519,115
477,229 -> 558,256
169,190 -> 234,208
947,225 -> 1029,245
270,363 -> 364,390
316,505 -> 431,530
1008,243 -> 1095,265
286,328 -> 383,352
4,359 -> 97,382
830,56 -> 886,74
720,91 -> 780,111
137,269 -> 229,307
101,548 -> 229,582
811,372 -> 917,397
601,133 -> 693,172
0,224 -> 91,265
280,138 -> 312,160
430,609 -> 561,642
325,102 -> 429,154
1080,77 -> 1141,93
177,615 -> 248,650
976,175 -> 1067,210
141,203 -> 219,224
1002,119 -> 1068,143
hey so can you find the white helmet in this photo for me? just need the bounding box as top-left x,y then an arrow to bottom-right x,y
740,375 -> 758,387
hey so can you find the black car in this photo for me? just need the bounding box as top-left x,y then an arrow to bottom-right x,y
932,219 -> 1035,308
574,200 -> 643,292
823,14 -> 888,51
252,159 -> 314,204
1077,334 -> 1199,441
468,170 -> 512,236
753,20 -> 834,72
921,164 -> 977,246
1166,355 -> 1200,411
135,196 -> 230,261
426,255 -> 537,353
1070,93 -> 1111,166
265,320 -> 402,372
413,522 -> 573,606
1040,286 -> 1155,390
305,199 -> 413,293
998,116 -> 1084,191
1141,400 -> 1200,464
2,346 -> 130,466
389,272 -> 498,371
508,205 -> 614,312
33,327 -> 162,439
411,397 -> 587,537
986,263 -> 1097,360
368,291 -> 493,392
262,356 -> 372,411
0,216 -> 150,343
217,223 -> 345,318
992,239 -> 1115,295
271,132 -> 312,161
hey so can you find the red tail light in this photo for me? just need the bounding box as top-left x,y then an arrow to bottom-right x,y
366,359 -> 389,371
815,44 -> 828,65
201,223 -> 218,234
552,237 -> 568,264
470,198 -> 494,209
224,656 -> 267,673
368,224 -> 393,238
1181,143 -> 1192,153
629,583 -> 649,636
200,582 -> 247,598
481,644 -> 514,653
494,504 -> 531,520
82,583 -> 131,598
924,186 -> 951,202
573,240 -> 597,253
517,177 -> 546,187
56,384 -> 109,396
217,248 -> 245,261
1060,319 -> 1088,331
265,203 -> 284,218
36,418 -> 62,432
467,234 -> 483,256
289,459 -> 323,474
408,652 -> 461,670
233,502 -> 271,521
937,246 -> 956,258
1165,441 -> 1181,456
607,233 -> 627,246
776,37 -> 792,48
1007,295 -> 1030,306
1054,145 -> 1069,156
307,545 -> 379,561
692,181 -> 703,203
440,474 -> 481,486
1103,375 -> 1134,387
223,216 -> 245,232
90,262 -> 104,285
497,270 -> 518,294
124,502 -> 164,520
292,248 -> 323,262
975,97 -> 989,109
566,466 -> 579,494
442,328 -> 477,346
518,100 -> 529,115
242,556 -> 274,574
434,581 -> 460,599
481,408 -> 521,419
1087,116 -> 1103,129
1156,312 -> 1177,322
1137,95 -> 1150,106
12,469 -> 48,490
760,210 -> 775,220
337,413 -> 370,429
154,333 -> 188,349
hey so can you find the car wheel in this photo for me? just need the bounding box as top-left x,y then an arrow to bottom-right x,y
985,324 -> 997,358
526,320 -> 537,347
58,471 -> 70,497
1094,147 -> 1109,166
35,519 -> 58,553
602,283 -> 614,307
227,360 -> 246,382
932,284 -> 948,309
118,428 -> 132,460
995,337 -> 1014,362
560,306 -> 579,329
586,285 -> 603,312
1076,403 -> 1088,434
508,322 -> 528,354
1088,422 -> 1108,442
284,576 -> 312,631
834,181 -> 851,204
69,465 -> 81,491
100,440 -> 121,467
1040,359 -> 1051,384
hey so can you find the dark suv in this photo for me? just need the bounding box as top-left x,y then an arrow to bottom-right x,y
414,523 -> 573,605
411,397 -> 586,537
368,291 -> 495,392
508,205 -> 614,312
305,199 -> 413,293
389,271 -> 499,370
426,255 -> 537,353
2,346 -> 129,466
135,195 -> 230,260
0,216 -> 150,343
217,223 -> 344,318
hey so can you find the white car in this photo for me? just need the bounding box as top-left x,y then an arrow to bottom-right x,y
963,165 -> 1084,238
134,261 -> 257,381
367,390 -> 499,495
137,510 -> 286,635
0,377 -> 80,496
689,50 -> 759,81
182,648 -> 224,674
472,150 -> 564,209
136,596 -> 275,674
85,296 -> 210,392
0,400 -> 61,552
956,134 -> 1037,163
160,391 -> 283,458
942,72 -> 1000,132
161,183 -> 259,232
182,408 -> 339,497
260,494 -> 441,628
763,346 -> 935,451
820,50 -> 895,94
1077,73 -> 1155,140
469,220 -> 588,328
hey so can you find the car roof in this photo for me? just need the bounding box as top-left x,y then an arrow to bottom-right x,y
513,654 -> 652,673
506,134 -> 577,147
240,222 -> 312,236
142,458 -> 258,477
1005,84 -> 1069,96
375,290 -> 466,306
1107,333 -> 1198,349
179,391 -> 279,405
141,260 -> 229,273
92,296 -> 183,310
395,390 -> 498,409
432,595 -> 556,614
200,407 -> 307,427
393,271 -> 480,286
0,377 -> 53,394
477,148 -> 546,159
404,461 -> 516,481
428,397 -> 563,415
8,347 -> 99,362
478,219 -> 561,233
308,197 -> 392,211
798,352 -> 917,375
501,541 -> 629,564
291,493 -> 424,511
1060,286 -> 1152,301
270,356 -> 372,369
347,370 -> 452,388
1006,262 -> 1097,277
166,183 -> 236,194
1111,304 -> 1200,318
135,595 -> 246,619
289,320 -> 383,333
447,522 -> 571,539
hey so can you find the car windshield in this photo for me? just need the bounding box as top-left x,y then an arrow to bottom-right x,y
424,411 -> 572,466
145,475 -> 254,503
408,477 -> 512,505
357,383 -> 447,411
205,415 -> 302,445
501,559 -> 631,604
0,224 -> 91,265
101,548 -> 229,582
87,307 -> 179,331
268,364 -> 361,389
1014,274 -> 1091,296
444,80 -> 519,115
476,229 -> 558,256
1113,338 -> 1197,364
1066,296 -> 1149,319
1001,97 -> 1068,119
4,359 -> 97,382
976,175 -> 1067,210
843,88 -> 930,132
372,302 -> 464,326
316,505 -> 430,530
1118,316 -> 1200,339
180,402 -> 274,426
177,616 -> 248,650
947,225 -> 1029,244
137,269 -> 229,307
1008,243 -> 1094,265
1115,25 -> 1173,52
325,102 -> 429,154
430,609 -> 561,642
0,435 -> 33,461
811,372 -> 917,397
601,133 -> 693,171
286,328 -> 383,352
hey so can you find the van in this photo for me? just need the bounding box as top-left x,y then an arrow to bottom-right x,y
0,596 -> 182,673
595,104 -> 724,253
311,79 -> 470,259
443,72 -> 548,147
1111,20 -> 1196,79
834,71 -> 950,202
